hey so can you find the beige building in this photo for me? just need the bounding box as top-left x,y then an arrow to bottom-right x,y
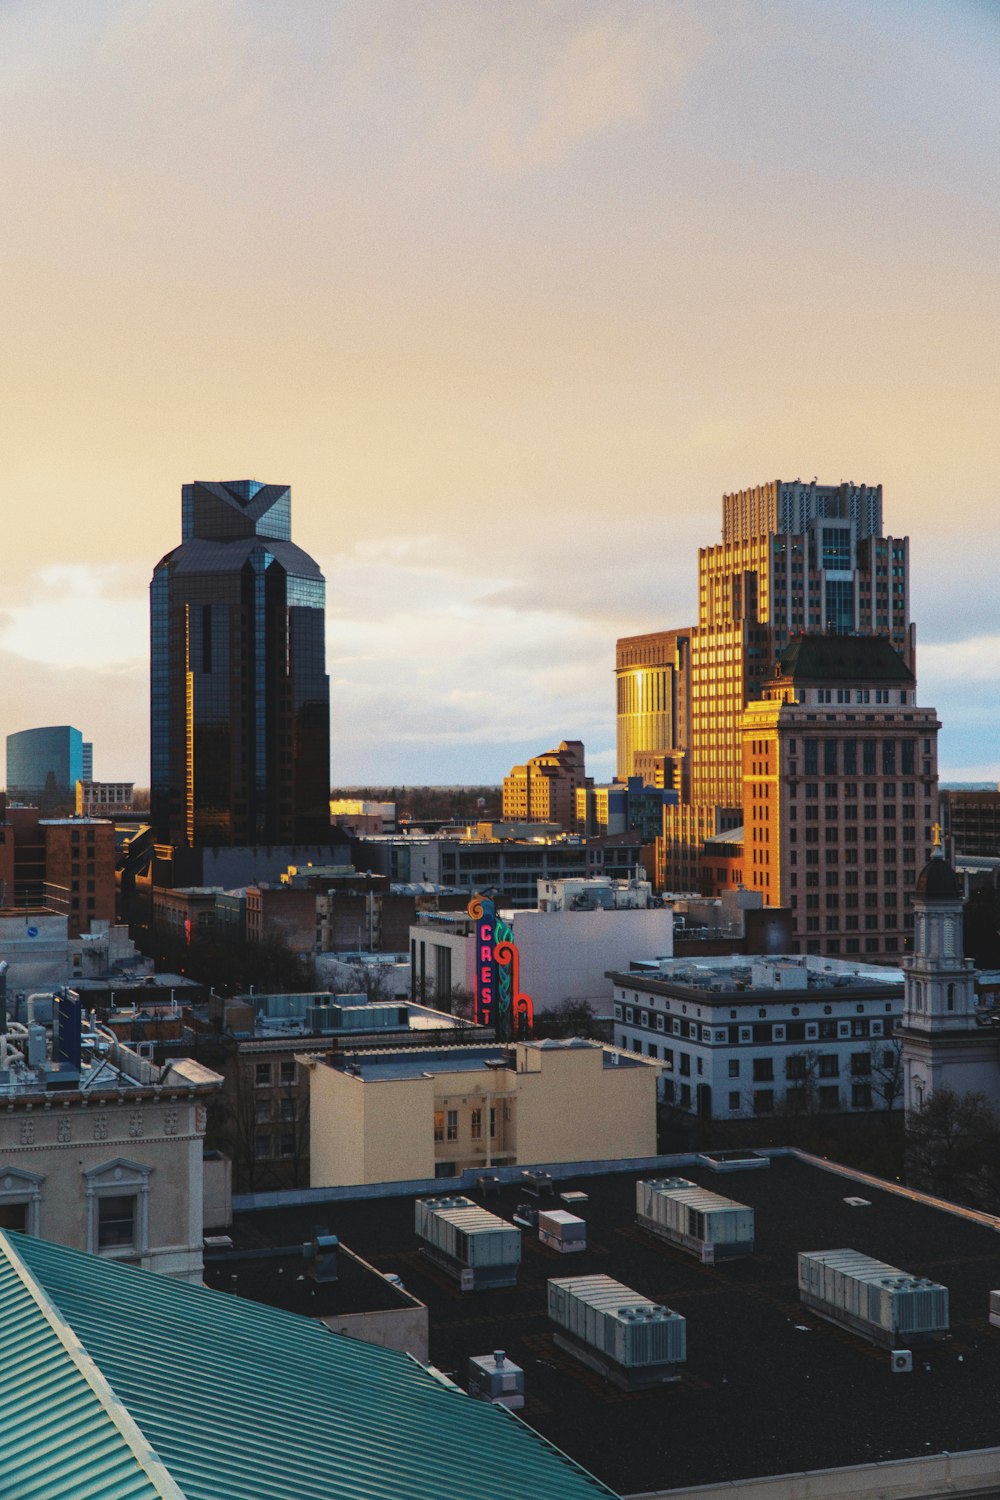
0,1030 -> 221,1281
741,635 -> 939,959
659,478 -> 914,890
502,740 -> 589,831
304,1039 -> 659,1188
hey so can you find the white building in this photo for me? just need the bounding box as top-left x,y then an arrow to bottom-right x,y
900,847 -> 999,1114
410,878 -> 674,1016
610,953 -> 905,1119
0,911 -> 150,993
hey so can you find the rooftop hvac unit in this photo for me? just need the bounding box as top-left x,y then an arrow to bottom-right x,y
467,1349 -> 525,1410
538,1210 -> 587,1254
415,1195 -> 520,1290
989,1290 -> 1000,1329
891,1350 -> 913,1373
636,1177 -> 754,1261
547,1274 -> 686,1390
798,1249 -> 949,1349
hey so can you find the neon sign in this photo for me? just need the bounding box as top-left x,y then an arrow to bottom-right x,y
467,894 -> 533,1040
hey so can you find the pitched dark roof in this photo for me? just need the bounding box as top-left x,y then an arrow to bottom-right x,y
777,634 -> 914,684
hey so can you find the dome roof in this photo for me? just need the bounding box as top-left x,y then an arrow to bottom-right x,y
914,849 -> 962,900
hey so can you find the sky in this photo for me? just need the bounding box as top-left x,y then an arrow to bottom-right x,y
1,0 -> 998,786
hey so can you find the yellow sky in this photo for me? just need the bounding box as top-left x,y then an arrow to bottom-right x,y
1,0 -> 998,782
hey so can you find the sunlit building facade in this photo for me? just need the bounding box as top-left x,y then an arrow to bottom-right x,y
150,481 -> 331,848
661,478 -> 915,889
741,635 -> 939,958
615,629 -> 692,784
501,740 -> 589,831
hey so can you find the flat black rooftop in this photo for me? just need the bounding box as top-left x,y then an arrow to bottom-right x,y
238,1155 -> 1000,1495
202,1238 -> 415,1318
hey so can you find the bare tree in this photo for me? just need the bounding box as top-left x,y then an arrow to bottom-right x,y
869,1037 -> 904,1113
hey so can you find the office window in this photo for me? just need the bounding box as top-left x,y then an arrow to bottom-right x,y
446,1109 -> 458,1141
97,1196 -> 136,1251
433,1111 -> 444,1142
471,1109 -> 482,1139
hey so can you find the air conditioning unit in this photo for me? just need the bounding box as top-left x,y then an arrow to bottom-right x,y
891,1349 -> 913,1373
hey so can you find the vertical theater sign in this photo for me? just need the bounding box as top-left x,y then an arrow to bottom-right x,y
467,894 -> 534,1041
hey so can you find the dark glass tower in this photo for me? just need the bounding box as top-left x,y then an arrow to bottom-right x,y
151,481 -> 331,848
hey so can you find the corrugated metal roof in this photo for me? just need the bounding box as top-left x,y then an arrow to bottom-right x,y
0,1237 -> 173,1500
6,1232 -> 617,1500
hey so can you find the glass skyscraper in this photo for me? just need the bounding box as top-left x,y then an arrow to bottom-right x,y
150,481 -> 331,848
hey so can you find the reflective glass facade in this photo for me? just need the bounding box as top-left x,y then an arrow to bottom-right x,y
6,726 -> 84,805
151,482 -> 331,848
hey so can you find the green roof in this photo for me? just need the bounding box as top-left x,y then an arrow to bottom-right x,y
0,1232 -> 616,1500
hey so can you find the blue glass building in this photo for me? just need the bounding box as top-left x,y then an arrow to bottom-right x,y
6,726 -> 87,808
150,481 -> 331,848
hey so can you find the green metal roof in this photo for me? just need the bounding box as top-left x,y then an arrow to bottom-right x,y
0,1239 -> 174,1500
1,1232 -> 617,1500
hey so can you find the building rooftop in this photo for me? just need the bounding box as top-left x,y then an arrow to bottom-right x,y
202,1238 -> 421,1319
776,633 -> 915,684
0,1229 -> 612,1500
237,1153 -> 1000,1495
612,952 -> 904,997
323,1040 -> 649,1082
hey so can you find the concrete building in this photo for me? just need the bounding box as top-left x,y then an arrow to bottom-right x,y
304,1038 -> 660,1187
38,817 -> 117,938
0,911 -> 148,994
245,882 -> 317,954
214,991 -> 484,1191
330,798 -> 396,834
502,739 -> 590,830
739,634 -> 940,958
610,953 -> 904,1119
358,829 -> 648,908
75,780 -> 134,816
615,628 -> 692,784
940,785 -> 1000,858
411,877 -> 674,1016
576,776 -> 676,842
0,1003 -> 221,1280
660,478 -> 914,890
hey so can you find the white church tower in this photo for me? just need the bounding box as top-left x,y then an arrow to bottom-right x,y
901,838 -> 996,1116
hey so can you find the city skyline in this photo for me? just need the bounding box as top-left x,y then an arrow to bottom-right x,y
2,1 -> 999,784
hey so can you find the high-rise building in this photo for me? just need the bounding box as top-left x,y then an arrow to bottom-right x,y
615,629 -> 692,786
6,726 -> 87,809
661,477 -> 914,889
501,740 -> 589,830
740,635 -> 939,958
151,480 -> 331,848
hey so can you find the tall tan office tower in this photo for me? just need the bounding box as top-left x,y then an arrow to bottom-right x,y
660,478 -> 915,890
741,635 -> 939,958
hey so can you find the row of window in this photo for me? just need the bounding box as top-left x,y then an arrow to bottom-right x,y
254,1060 -> 297,1087
615,1006 -> 888,1042
659,1080 -> 876,1112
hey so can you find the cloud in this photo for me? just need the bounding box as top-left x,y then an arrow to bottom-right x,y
0,566 -> 148,671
